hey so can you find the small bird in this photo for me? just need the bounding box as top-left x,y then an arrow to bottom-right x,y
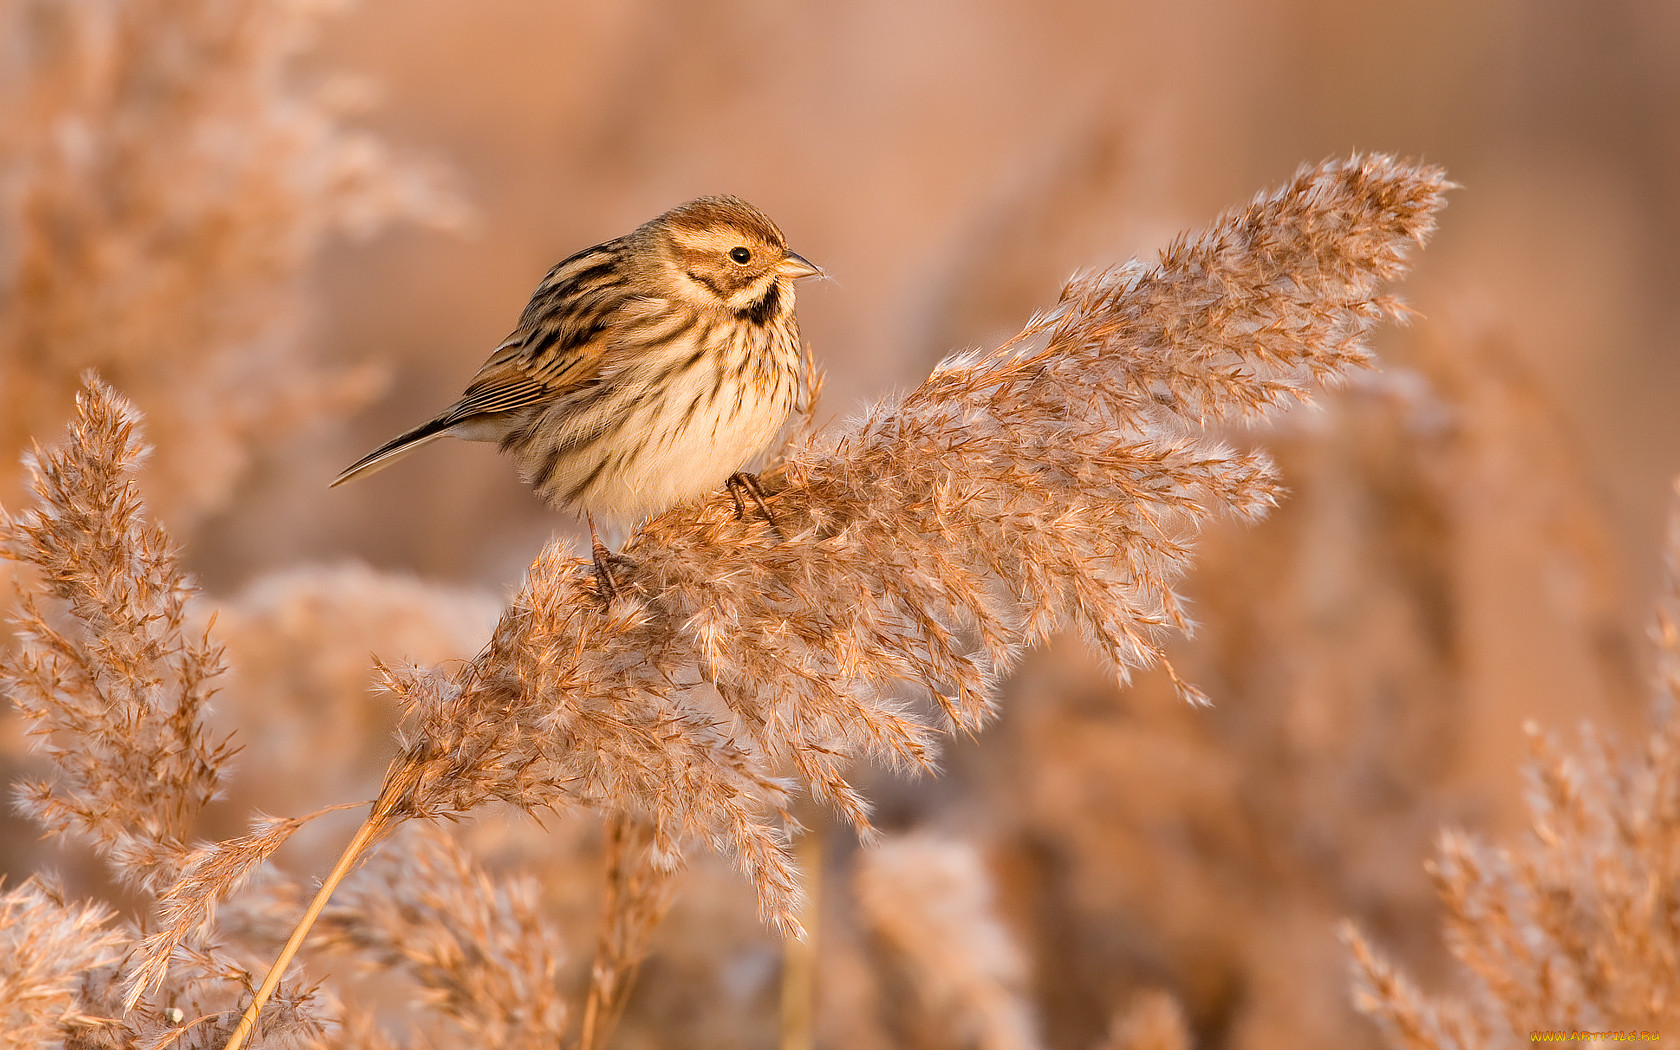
333,196 -> 821,596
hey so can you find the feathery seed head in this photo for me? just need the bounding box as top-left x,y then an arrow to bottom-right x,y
97,157 -> 1452,1042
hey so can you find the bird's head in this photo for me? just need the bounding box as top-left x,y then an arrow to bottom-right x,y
641,196 -> 821,320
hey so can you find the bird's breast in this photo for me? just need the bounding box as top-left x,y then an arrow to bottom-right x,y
513,317 -> 801,523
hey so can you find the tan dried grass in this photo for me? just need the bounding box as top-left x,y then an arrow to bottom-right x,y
0,0 -> 461,528
1347,480 -> 1680,1047
2,154 -> 1449,1048
192,153 -> 1443,1045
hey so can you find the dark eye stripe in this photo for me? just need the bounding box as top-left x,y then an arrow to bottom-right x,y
685,268 -> 728,299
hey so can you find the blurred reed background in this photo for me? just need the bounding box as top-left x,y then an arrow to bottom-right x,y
3,2 -> 1678,1048
286,0 -> 1680,591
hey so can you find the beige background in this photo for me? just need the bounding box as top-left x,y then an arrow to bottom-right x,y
206,1 -> 1678,608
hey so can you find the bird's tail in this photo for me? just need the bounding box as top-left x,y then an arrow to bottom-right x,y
330,415 -> 456,488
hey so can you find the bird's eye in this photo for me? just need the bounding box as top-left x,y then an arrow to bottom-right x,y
729,247 -> 752,264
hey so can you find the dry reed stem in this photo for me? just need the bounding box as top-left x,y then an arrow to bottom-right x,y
127,153 -> 1445,1044
312,822 -> 571,1049
779,823 -> 823,1050
219,814 -> 378,1050
577,813 -> 676,1050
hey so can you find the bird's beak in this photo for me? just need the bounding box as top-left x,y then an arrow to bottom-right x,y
777,251 -> 823,280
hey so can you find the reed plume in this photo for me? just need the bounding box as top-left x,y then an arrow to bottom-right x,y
1347,479 -> 1680,1046
312,821 -> 572,1049
3,380 -> 231,894
0,878 -> 127,1047
1095,991 -> 1194,1050
1,381 -> 582,1047
0,379 -> 329,1045
113,153 -> 1447,1045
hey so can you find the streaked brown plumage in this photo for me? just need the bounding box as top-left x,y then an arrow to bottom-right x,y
333,196 -> 820,579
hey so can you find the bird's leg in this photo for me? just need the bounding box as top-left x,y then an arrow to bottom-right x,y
726,472 -> 784,540
588,513 -> 620,603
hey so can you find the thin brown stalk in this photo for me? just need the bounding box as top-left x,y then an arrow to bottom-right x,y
779,824 -> 823,1050
307,820 -> 570,1048
579,813 -> 678,1050
223,804 -> 381,1050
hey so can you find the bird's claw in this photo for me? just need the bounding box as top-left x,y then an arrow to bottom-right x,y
726,472 -> 785,540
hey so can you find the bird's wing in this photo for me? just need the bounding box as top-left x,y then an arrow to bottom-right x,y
441,240 -> 632,422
